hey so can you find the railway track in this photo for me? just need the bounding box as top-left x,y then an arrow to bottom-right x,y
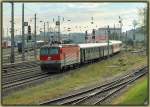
2,49 -> 40,64
2,68 -> 51,97
2,52 -> 145,98
2,71 -> 48,90
1,52 -> 124,96
2,61 -> 45,96
2,54 -> 37,64
40,66 -> 147,105
2,61 -> 40,71
2,67 -> 43,84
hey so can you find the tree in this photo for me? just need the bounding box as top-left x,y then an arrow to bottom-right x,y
138,7 -> 147,55
138,7 -> 147,30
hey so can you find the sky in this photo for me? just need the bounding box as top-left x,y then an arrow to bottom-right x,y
2,2 -> 147,37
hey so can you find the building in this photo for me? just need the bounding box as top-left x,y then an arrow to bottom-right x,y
125,27 -> 145,42
69,33 -> 85,43
87,27 -> 121,43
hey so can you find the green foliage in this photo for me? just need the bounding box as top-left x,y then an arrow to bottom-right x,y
127,39 -> 133,46
112,77 -> 148,105
138,7 -> 147,33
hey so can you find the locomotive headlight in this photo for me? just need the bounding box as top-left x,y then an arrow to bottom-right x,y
48,56 -> 51,60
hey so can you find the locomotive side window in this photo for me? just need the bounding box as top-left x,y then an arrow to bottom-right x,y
40,48 -> 48,55
49,47 -> 59,55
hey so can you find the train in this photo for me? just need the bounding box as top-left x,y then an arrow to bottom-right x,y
18,40 -> 45,53
39,40 -> 122,72
2,40 -> 15,48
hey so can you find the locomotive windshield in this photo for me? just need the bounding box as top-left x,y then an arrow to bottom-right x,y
40,47 -> 48,55
40,47 -> 59,55
49,47 -> 59,55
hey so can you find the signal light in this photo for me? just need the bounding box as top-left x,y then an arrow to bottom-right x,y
28,25 -> 31,34
28,25 -> 31,41
92,29 -> 95,35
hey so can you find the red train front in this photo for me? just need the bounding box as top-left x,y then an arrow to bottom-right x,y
40,44 -> 80,72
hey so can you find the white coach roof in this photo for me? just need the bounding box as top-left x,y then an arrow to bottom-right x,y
78,42 -> 110,48
109,40 -> 122,44
78,40 -> 122,48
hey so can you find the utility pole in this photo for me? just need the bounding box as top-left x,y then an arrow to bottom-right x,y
125,31 -> 127,52
10,2 -> 15,63
44,22 -> 46,44
47,21 -> 50,42
85,30 -> 88,43
34,13 -> 37,58
107,25 -> 110,58
22,3 -> 25,61
133,28 -> 135,48
58,16 -> 61,43
143,8 -> 147,56
7,27 -> 9,37
114,24 -> 116,40
105,29 -> 107,41
132,20 -> 137,49
119,16 -> 123,41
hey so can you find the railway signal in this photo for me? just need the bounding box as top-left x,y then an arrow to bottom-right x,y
39,21 -> 46,44
91,17 -> 94,24
54,16 -> 61,42
27,25 -> 31,41
53,16 -> 66,43
92,29 -> 95,42
56,21 -> 60,25
118,16 -> 123,41
24,22 -> 28,26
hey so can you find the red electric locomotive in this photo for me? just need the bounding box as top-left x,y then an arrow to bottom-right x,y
40,44 -> 80,72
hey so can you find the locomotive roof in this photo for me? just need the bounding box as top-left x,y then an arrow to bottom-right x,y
41,44 -> 78,48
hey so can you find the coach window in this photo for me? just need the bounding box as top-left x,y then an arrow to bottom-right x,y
85,48 -> 88,54
86,48 -> 88,53
89,48 -> 91,53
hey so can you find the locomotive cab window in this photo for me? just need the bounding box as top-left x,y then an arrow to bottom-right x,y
40,47 -> 48,55
49,47 -> 59,55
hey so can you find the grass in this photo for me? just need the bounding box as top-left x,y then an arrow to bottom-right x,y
112,76 -> 148,105
2,52 -> 147,105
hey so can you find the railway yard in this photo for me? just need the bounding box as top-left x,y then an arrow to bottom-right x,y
2,50 -> 148,105
2,2 -> 148,106
2,48 -> 40,63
